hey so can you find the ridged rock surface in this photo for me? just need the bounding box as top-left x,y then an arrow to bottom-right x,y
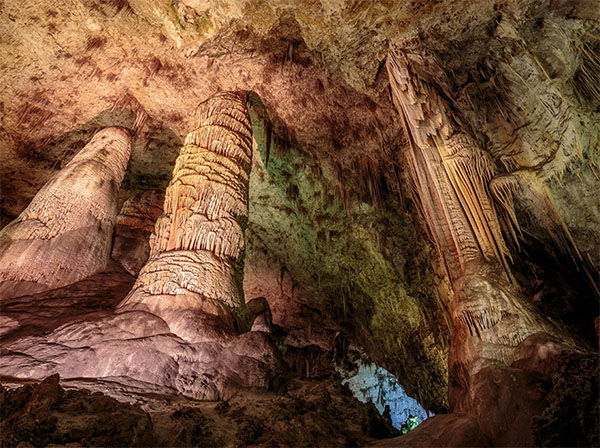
386,41 -> 592,446
0,92 -> 281,402
0,0 -> 598,435
119,91 -> 253,341
111,189 -> 164,275
0,127 -> 131,299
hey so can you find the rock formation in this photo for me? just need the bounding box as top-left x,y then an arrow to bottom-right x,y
0,127 -> 132,299
111,189 -> 164,275
0,1 -> 598,446
0,91 -> 281,402
386,42 -> 595,446
118,91 -> 253,341
0,374 -> 398,448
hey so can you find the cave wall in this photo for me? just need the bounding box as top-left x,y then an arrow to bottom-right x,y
244,104 -> 450,410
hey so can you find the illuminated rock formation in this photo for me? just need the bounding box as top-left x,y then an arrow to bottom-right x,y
111,189 -> 164,276
118,91 -> 253,341
386,44 -> 585,445
0,127 -> 132,299
387,45 -> 566,356
0,92 -> 280,401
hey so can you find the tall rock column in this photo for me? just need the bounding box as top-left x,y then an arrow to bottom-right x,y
118,91 -> 253,342
0,127 -> 132,299
386,45 -> 574,442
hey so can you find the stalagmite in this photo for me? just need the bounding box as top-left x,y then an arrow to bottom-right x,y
0,127 -> 132,299
111,189 -> 164,276
0,93 -> 280,399
118,91 -> 253,341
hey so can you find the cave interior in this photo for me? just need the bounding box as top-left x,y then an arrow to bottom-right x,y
0,0 -> 599,447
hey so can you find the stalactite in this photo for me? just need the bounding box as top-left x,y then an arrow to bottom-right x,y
572,35 -> 600,107
386,45 -> 571,375
0,127 -> 132,299
492,170 -> 600,297
118,91 -> 253,341
386,47 -> 511,282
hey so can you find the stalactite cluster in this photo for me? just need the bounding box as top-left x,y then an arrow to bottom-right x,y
386,45 -> 569,369
386,47 -> 511,282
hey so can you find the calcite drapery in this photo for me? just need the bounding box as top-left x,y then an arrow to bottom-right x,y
118,91 -> 252,340
0,127 -> 132,299
386,44 -> 584,446
386,48 -> 511,283
386,46 -> 567,364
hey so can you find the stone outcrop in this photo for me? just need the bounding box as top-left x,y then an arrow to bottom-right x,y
0,127 -> 132,299
371,413 -> 490,448
111,189 -> 164,275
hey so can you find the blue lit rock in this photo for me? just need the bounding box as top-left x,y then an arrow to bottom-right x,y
344,363 -> 431,430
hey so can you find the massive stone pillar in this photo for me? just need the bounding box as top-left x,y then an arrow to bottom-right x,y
0,94 -> 280,399
387,45 -> 579,445
118,91 -> 253,341
0,127 -> 132,299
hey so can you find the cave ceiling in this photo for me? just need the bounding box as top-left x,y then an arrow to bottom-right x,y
1,0 -> 598,222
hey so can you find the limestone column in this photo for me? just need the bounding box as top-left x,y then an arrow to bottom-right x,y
386,46 -> 570,408
0,127 -> 132,299
118,91 -> 253,342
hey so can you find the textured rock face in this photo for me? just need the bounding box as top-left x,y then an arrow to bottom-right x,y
111,189 -> 164,275
0,1 -> 598,444
0,374 -> 154,448
0,92 -> 281,402
119,91 -> 252,340
386,45 -> 566,357
372,413 -> 490,448
386,39 -> 597,446
0,127 -> 132,299
0,261 -> 134,342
